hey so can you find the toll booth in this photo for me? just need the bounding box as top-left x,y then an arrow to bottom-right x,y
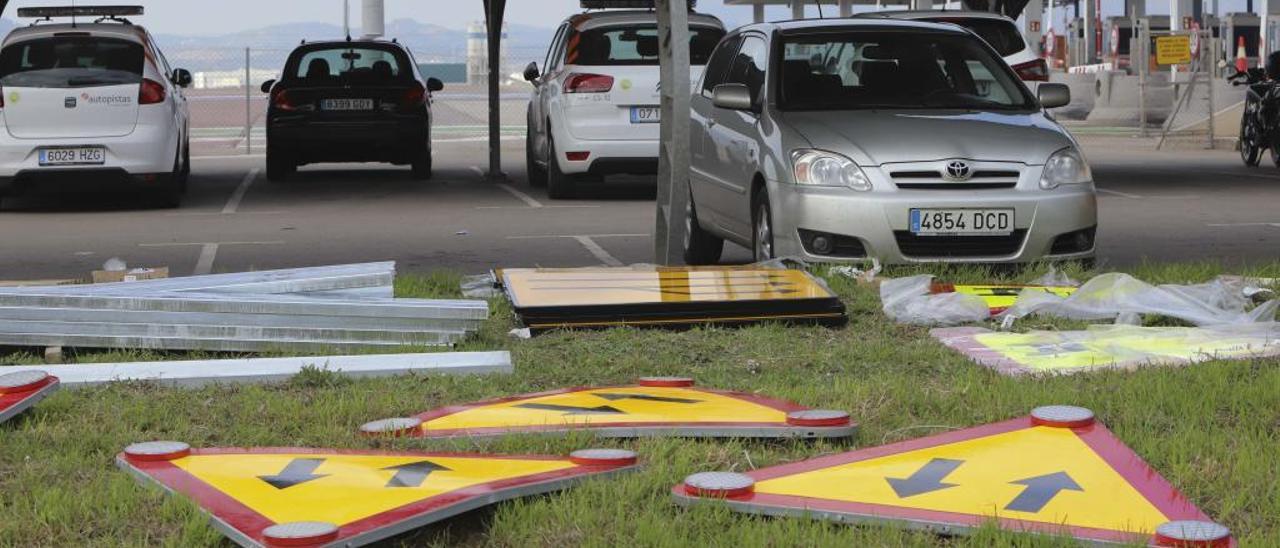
1220,12 -> 1260,68
1105,15 -> 1169,72
1066,18 -> 1086,67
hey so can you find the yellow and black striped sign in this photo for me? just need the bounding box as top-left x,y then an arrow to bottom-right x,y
501,267 -> 846,331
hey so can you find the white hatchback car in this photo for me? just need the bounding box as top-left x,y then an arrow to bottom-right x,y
524,8 -> 725,198
859,11 -> 1048,83
0,6 -> 191,209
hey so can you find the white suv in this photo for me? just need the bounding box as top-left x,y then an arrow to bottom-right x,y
524,8 -> 725,198
0,6 -> 191,209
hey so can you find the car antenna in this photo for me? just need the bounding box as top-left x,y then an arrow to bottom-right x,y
815,0 -> 824,19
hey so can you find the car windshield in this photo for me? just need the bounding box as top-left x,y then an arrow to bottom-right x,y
919,17 -> 1026,57
0,36 -> 143,88
779,30 -> 1036,112
570,25 -> 725,66
288,46 -> 410,84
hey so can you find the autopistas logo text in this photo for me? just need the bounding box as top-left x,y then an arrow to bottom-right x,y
80,92 -> 134,106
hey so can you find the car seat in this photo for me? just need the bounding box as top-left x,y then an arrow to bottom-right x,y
305,58 -> 331,80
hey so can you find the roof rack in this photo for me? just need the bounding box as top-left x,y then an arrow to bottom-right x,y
18,5 -> 143,25
580,0 -> 697,9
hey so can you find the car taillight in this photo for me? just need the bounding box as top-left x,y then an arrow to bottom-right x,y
271,89 -> 296,111
139,79 -> 166,105
563,73 -> 614,93
401,84 -> 426,110
1012,59 -> 1050,82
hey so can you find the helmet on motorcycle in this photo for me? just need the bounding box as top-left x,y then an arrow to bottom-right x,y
1267,51 -> 1280,79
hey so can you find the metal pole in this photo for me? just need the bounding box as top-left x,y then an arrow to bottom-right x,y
653,0 -> 691,265
1206,30 -> 1216,148
484,0 -> 506,180
1138,22 -> 1147,136
245,47 -> 252,155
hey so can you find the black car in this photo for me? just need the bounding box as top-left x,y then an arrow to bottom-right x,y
261,39 -> 443,181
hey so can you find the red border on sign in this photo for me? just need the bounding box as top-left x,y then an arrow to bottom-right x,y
121,447 -> 633,546
674,417 -> 1231,546
406,385 -> 825,438
0,376 -> 59,421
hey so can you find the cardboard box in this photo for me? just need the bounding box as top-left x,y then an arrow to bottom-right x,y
91,267 -> 169,284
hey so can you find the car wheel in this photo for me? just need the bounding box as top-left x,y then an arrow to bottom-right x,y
546,135 -> 576,200
266,145 -> 296,182
752,188 -> 774,262
526,126 -> 548,188
411,144 -> 433,180
1269,135 -> 1280,168
682,186 -> 723,265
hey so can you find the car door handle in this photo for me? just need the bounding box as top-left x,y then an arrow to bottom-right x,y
707,119 -> 717,128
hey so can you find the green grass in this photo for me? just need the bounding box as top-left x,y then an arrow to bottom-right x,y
1,262 -> 1279,547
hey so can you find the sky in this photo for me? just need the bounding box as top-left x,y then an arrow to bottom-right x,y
3,0 -> 766,34
2,0 -> 1261,35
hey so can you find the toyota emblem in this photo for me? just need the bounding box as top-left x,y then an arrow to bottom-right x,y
944,160 -> 972,181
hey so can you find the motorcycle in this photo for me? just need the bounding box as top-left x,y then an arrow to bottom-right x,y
1230,66 -> 1280,167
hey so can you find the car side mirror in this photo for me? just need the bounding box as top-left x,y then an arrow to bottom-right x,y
171,68 -> 193,88
260,79 -> 276,94
523,61 -> 540,83
712,83 -> 754,111
1037,83 -> 1071,109
426,77 -> 444,92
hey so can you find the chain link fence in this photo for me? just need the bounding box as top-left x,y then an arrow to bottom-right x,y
170,46 -> 542,158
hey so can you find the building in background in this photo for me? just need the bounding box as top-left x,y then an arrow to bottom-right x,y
467,21 -> 509,85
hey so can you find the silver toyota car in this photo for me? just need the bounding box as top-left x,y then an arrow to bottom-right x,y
683,19 -> 1097,265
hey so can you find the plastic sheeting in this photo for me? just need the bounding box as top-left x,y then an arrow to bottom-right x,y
880,275 -> 991,326
933,323 -> 1280,376
1000,273 -> 1279,326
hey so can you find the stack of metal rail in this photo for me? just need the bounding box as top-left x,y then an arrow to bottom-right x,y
0,262 -> 488,352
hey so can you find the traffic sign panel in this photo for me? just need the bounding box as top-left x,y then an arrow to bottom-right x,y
500,266 -> 847,332
0,370 -> 59,425
118,444 -> 638,547
673,406 -> 1231,546
363,378 -> 856,439
931,283 -> 1077,314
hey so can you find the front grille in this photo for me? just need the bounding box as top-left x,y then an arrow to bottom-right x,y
889,169 -> 1021,190
894,229 -> 1029,258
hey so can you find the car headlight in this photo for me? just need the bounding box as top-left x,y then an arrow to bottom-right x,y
791,149 -> 872,191
1040,148 -> 1092,189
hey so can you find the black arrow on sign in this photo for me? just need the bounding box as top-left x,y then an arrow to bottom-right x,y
383,460 -> 451,488
1004,471 -> 1083,513
885,458 -> 964,498
514,402 -> 627,415
258,458 -> 328,489
593,393 -> 702,404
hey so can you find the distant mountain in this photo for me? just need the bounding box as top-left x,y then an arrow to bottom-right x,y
0,18 -> 553,71
152,18 -> 553,62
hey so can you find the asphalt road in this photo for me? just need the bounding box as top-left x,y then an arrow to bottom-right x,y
0,135 -> 1276,280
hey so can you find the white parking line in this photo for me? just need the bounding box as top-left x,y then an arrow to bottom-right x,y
194,243 -> 219,275
138,241 -> 285,276
573,236 -> 624,266
1097,188 -> 1143,199
506,234 -> 648,239
1207,222 -> 1280,228
504,234 -> 646,266
222,168 -> 260,214
497,183 -> 544,208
